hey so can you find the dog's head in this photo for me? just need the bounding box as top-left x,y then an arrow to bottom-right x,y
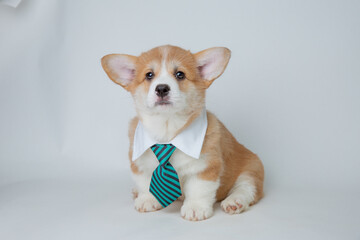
101,45 -> 230,116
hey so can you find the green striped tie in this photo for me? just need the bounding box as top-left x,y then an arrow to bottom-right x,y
149,144 -> 182,208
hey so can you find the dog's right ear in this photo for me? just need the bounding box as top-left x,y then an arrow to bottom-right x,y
194,47 -> 231,88
101,54 -> 137,90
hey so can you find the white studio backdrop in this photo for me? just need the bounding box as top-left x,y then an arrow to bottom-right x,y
1,0 -> 359,189
0,1 -> 360,239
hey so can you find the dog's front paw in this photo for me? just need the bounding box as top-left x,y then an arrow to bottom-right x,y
134,194 -> 163,212
181,202 -> 213,221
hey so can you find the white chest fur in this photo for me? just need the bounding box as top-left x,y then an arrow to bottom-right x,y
140,112 -> 190,143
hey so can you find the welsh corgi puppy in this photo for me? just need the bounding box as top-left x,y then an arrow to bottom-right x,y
101,45 -> 264,221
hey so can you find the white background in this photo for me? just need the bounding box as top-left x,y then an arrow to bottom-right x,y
1,0 -> 359,239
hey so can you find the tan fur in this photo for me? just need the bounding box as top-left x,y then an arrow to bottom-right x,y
202,112 -> 264,202
198,112 -> 223,181
128,117 -> 140,174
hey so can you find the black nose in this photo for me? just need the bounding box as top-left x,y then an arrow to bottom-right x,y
155,84 -> 170,98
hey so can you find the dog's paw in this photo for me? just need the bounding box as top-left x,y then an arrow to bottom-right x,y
134,194 -> 163,212
181,202 -> 213,221
221,196 -> 249,215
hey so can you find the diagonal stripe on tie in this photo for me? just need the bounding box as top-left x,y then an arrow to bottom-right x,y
149,144 -> 182,208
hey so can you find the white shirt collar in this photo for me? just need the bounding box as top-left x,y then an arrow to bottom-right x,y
132,108 -> 208,161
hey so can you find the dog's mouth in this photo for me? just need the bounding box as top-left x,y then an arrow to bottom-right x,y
155,100 -> 172,106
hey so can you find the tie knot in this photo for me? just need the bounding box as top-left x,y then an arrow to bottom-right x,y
150,144 -> 176,165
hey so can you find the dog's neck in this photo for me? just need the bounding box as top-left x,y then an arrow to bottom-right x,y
138,109 -> 201,143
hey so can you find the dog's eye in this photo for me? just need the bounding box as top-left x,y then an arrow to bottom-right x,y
145,72 -> 154,80
175,71 -> 185,80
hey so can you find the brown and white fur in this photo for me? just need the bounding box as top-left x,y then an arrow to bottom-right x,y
101,45 -> 264,221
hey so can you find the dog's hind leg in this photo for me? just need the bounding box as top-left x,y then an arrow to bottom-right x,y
220,173 -> 261,214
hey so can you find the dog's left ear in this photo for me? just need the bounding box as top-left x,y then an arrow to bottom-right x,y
101,54 -> 137,91
194,47 -> 231,88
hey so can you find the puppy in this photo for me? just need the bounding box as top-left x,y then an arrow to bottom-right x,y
101,45 -> 264,221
